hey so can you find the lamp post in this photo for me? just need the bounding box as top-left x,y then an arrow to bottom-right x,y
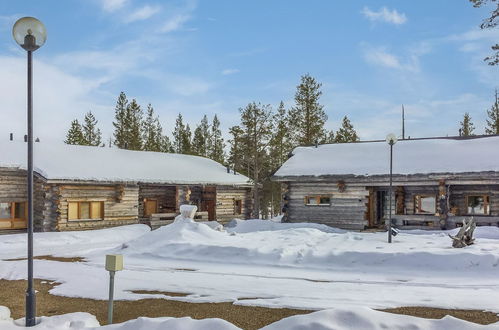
386,133 -> 397,244
12,17 -> 47,327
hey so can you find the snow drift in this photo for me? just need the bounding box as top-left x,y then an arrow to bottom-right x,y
121,220 -> 499,272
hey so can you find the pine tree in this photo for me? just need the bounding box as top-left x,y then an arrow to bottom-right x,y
82,111 -> 102,146
161,135 -> 174,153
266,101 -> 294,217
192,115 -> 210,157
324,130 -> 335,143
65,119 -> 84,145
143,104 -> 163,152
334,116 -> 359,143
126,99 -> 143,150
485,90 -> 499,134
173,113 -> 186,153
239,102 -> 273,218
228,125 -> 246,174
182,124 -> 193,154
288,74 -> 328,146
113,92 -> 129,149
209,115 -> 225,163
269,101 -> 293,168
460,112 -> 475,136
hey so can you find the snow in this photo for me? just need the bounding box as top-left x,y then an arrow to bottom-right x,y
225,218 -> 346,234
1,222 -> 499,326
0,140 -> 250,185
262,307 -> 499,330
274,136 -> 499,177
0,306 -> 497,329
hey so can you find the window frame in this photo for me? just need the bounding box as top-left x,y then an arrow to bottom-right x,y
0,202 -> 27,220
68,201 -> 104,221
414,195 -> 437,214
465,195 -> 490,216
304,195 -> 331,206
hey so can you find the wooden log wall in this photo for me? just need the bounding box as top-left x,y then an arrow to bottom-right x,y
138,184 -> 177,218
448,184 -> 499,216
215,186 -> 252,223
0,167 -> 28,203
0,167 -> 46,231
56,184 -> 139,231
286,182 -> 368,230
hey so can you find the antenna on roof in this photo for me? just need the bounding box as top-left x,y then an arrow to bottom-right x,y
9,133 -> 13,141
402,104 -> 405,140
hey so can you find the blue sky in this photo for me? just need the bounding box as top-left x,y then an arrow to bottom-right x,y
0,0 -> 498,143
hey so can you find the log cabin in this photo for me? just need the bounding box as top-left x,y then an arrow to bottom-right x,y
0,140 -> 252,232
272,135 -> 499,230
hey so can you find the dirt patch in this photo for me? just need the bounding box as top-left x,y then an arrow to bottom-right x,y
0,279 -> 311,329
174,268 -> 196,272
379,306 -> 499,325
3,255 -> 86,263
130,290 -> 190,297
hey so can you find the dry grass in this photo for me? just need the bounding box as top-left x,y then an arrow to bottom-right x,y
0,279 -> 311,329
3,255 -> 86,263
129,290 -> 190,297
1,279 -> 497,329
379,306 -> 499,325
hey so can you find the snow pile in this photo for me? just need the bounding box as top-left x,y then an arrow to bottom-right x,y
0,306 -> 11,321
402,226 -> 499,240
0,309 -> 99,329
262,307 -> 499,330
0,224 -> 150,260
101,316 -> 239,330
274,136 -> 499,177
226,219 -> 345,234
0,305 -> 497,330
121,220 -> 499,272
0,140 -> 250,185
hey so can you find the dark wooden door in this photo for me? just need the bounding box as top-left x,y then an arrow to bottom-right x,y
202,186 -> 217,220
144,200 -> 158,217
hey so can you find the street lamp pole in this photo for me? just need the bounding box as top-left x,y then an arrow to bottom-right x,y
26,46 -> 36,327
386,133 -> 398,244
12,17 -> 47,327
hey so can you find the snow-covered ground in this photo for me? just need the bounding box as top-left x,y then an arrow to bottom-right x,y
1,220 -> 499,328
1,305 -> 499,330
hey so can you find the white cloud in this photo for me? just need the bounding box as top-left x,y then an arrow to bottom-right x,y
125,5 -> 161,23
362,6 -> 407,25
160,14 -> 190,33
101,0 -> 128,12
221,69 -> 239,75
0,56 -> 111,143
362,45 -> 425,73
364,47 -> 402,69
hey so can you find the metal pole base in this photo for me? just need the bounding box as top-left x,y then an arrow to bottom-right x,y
25,288 -> 36,326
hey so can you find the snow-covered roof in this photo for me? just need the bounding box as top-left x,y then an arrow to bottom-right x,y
0,140 -> 251,185
274,136 -> 499,178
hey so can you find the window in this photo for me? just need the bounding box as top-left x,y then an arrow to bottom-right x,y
305,196 -> 331,206
0,202 -> 26,219
466,195 -> 489,215
415,195 -> 436,214
68,201 -> 104,220
234,199 -> 242,215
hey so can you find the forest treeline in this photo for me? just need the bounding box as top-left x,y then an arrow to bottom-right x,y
64,74 -> 360,218
459,90 -> 499,136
